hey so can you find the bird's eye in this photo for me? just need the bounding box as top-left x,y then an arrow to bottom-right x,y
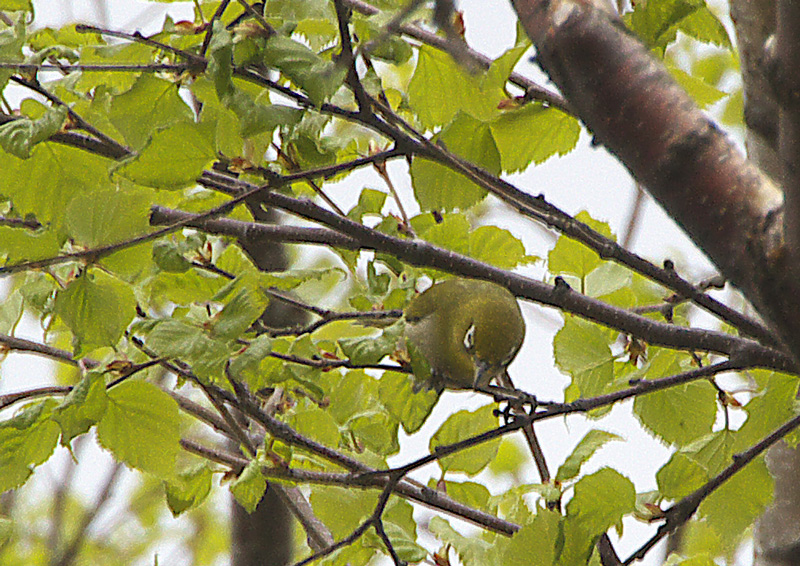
463,324 -> 476,351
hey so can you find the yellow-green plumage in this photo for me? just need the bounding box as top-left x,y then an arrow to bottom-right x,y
404,279 -> 525,391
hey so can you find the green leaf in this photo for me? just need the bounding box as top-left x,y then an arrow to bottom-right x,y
378,371 -> 439,434
108,74 -> 194,150
491,104 -> 580,173
428,516 -> 492,565
668,64 -> 726,108
633,352 -> 716,446
143,319 -> 232,383
0,225 -> 61,264
0,106 -> 66,158
288,407 -> 341,449
309,486 -> 375,538
0,18 -> 25,89
65,189 -> 150,248
656,452 -> 709,499
0,144 -> 114,227
439,480 -> 491,511
349,410 -> 399,456
261,34 -> 347,105
52,371 -> 108,446
328,370 -> 379,424
468,225 -> 537,269
230,459 -> 267,513
347,188 -> 388,222
0,288 -> 23,334
229,334 -> 274,391
430,404 -> 501,476
698,456 -> 773,549
411,112 -> 500,211
165,464 -> 213,516
96,380 -> 180,478
553,317 -> 615,400
408,45 -> 502,128
548,212 -> 615,284
561,468 -> 635,565
211,285 -> 268,340
54,269 -> 137,352
488,437 -> 528,476
338,325 -> 397,365
0,399 -> 60,492
495,509 -> 561,566
369,521 -> 427,562
0,0 -> 32,12
556,430 -> 622,482
732,372 -> 799,452
626,0 -> 732,54
116,121 -> 216,189
152,239 -> 192,273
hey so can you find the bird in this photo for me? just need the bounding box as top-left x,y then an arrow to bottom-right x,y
403,278 -> 525,393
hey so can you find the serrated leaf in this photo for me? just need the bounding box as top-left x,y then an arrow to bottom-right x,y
261,34 -> 347,105
408,45 -> 503,128
152,239 -> 192,273
230,459 -> 267,513
496,509 -> 561,566
469,225 -> 536,269
53,371 -> 108,446
428,516 -> 493,565
656,452 -> 709,499
633,354 -> 716,446
211,285 -> 268,340
116,121 -> 216,189
108,74 -> 194,150
410,112 -> 500,212
378,371 -> 438,434
440,480 -> 491,510
626,0 -> 732,53
368,521 -> 427,562
668,64 -> 726,108
96,380 -> 180,478
556,430 -> 622,482
54,269 -> 137,352
229,334 -> 274,390
553,317 -> 615,399
338,328 -> 396,365
0,288 -> 23,334
349,411 -> 399,456
430,404 -> 501,476
549,211 -> 615,283
0,106 -> 66,158
288,407 -> 340,449
309,486 -> 375,538
732,372 -> 799,452
65,189 -> 150,248
165,464 -> 213,516
0,400 -> 60,492
492,104 -> 580,173
0,144 -> 114,227
698,456 -> 773,548
561,468 -> 635,564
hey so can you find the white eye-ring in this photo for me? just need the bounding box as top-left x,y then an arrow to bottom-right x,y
463,324 -> 476,351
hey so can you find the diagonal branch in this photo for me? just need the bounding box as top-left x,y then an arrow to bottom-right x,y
509,0 -> 800,360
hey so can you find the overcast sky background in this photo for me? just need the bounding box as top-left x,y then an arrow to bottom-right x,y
0,0 -> 750,564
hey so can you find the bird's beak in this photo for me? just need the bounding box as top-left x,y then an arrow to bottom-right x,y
473,359 -> 498,390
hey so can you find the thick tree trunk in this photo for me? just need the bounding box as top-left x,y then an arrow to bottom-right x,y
730,1 -> 800,564
508,0 -> 800,563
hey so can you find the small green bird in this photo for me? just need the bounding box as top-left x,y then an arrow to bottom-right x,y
403,278 -> 526,392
